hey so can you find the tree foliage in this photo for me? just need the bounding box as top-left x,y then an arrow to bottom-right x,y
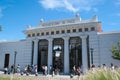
111,41 -> 120,60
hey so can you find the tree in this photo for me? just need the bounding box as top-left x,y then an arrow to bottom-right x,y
110,41 -> 120,60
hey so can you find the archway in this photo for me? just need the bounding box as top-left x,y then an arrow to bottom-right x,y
38,39 -> 48,72
53,38 -> 64,72
69,37 -> 82,72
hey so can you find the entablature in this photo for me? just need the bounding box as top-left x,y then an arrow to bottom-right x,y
23,15 -> 102,38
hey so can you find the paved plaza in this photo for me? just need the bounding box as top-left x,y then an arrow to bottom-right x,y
0,71 -> 82,80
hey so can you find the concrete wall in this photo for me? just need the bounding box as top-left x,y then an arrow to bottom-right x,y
0,31 -> 120,71
88,31 -> 100,66
98,32 -> 120,67
0,39 -> 32,70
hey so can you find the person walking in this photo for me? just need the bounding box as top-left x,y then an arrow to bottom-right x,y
17,64 -> 20,74
76,67 -> 81,76
11,64 -> 14,74
4,67 -> 8,74
44,65 -> 48,76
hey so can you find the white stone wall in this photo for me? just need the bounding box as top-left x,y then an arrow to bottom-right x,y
98,32 -> 120,67
0,39 -> 32,70
88,32 -> 100,66
0,31 -> 120,71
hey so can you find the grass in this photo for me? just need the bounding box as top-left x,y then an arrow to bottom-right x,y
0,68 -> 120,80
84,68 -> 120,80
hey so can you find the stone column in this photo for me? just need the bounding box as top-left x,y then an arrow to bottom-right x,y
47,38 -> 53,74
33,39 -> 39,65
80,35 -> 88,73
63,37 -> 69,74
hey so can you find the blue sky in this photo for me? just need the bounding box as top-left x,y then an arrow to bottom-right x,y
0,0 -> 120,41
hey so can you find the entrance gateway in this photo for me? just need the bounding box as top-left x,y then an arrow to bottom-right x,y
32,37 -> 90,74
24,14 -> 101,74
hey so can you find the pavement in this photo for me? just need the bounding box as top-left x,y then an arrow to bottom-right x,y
0,71 -> 4,74
0,70 -> 82,80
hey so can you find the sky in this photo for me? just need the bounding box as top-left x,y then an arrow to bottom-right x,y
0,0 -> 120,41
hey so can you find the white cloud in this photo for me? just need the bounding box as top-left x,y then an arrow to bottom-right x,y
39,0 -> 102,12
63,0 -> 79,12
109,23 -> 118,26
40,0 -> 64,9
0,40 -> 7,42
93,8 -> 98,13
116,13 -> 120,16
115,0 -> 120,5
109,22 -> 120,26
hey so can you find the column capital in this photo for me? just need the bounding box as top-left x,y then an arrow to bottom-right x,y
33,38 -> 39,42
47,38 -> 53,42
80,35 -> 88,39
62,37 -> 69,41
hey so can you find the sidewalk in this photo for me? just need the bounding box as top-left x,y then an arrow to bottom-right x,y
0,72 -> 82,80
0,71 -> 4,74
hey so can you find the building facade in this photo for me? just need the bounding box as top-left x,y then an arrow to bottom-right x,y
0,14 -> 120,74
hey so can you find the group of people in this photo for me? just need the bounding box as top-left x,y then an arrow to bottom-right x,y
4,64 -> 54,76
24,64 -> 38,75
4,64 -> 22,74
4,64 -> 38,75
72,63 -> 119,76
90,63 -> 118,70
4,63 -> 119,76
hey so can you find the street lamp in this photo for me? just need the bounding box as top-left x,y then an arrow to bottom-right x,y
90,48 -> 94,65
55,47 -> 61,57
54,46 -> 61,75
14,51 -> 17,73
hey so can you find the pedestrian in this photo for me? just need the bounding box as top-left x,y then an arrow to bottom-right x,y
49,65 -> 52,75
17,64 -> 20,74
11,64 -> 14,74
44,65 -> 48,76
73,65 -> 76,75
111,63 -> 114,70
34,64 -> 38,74
24,65 -> 28,74
42,65 -> 45,75
76,67 -> 81,76
91,64 -> 95,71
4,67 -> 8,74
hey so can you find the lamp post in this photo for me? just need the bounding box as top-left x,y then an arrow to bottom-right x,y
55,47 -> 61,57
54,46 -> 61,75
90,48 -> 94,65
14,51 -> 17,73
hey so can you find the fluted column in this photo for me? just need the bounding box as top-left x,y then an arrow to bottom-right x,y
47,38 -> 53,74
80,35 -> 88,73
63,37 -> 69,74
33,39 -> 39,65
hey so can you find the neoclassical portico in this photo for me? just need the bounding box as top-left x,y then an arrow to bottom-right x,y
23,14 -> 101,74
32,34 -> 88,74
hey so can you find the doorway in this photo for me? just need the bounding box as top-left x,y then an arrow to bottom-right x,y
38,40 -> 48,71
53,38 -> 64,72
4,54 -> 10,68
69,37 -> 82,72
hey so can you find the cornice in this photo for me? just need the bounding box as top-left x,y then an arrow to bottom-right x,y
24,21 -> 100,34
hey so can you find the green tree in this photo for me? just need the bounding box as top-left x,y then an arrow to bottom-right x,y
110,41 -> 120,60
